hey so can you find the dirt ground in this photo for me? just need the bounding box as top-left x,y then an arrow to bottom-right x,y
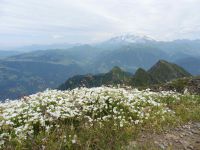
128,122 -> 200,150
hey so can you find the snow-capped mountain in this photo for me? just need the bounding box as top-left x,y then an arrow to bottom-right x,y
96,34 -> 156,49
107,34 -> 155,44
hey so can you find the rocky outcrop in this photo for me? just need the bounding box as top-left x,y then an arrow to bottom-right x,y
150,76 -> 200,95
187,77 -> 200,94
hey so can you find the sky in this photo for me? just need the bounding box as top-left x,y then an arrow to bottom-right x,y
1,0 -> 200,49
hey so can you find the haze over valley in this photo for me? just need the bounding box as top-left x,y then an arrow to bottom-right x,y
0,34 -> 200,100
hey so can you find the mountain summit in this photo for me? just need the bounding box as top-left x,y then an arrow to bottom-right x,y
58,60 -> 191,90
97,34 -> 156,49
58,66 -> 131,90
106,34 -> 155,44
148,60 -> 191,83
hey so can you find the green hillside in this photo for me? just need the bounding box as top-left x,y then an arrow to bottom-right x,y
150,76 -> 200,94
0,40 -> 198,101
59,66 -> 131,90
148,60 -> 191,83
131,68 -> 155,86
0,61 -> 83,101
58,60 -> 191,90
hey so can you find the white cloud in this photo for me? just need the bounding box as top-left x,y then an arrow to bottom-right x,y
0,0 -> 200,48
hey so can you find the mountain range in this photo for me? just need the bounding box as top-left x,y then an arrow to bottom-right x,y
0,34 -> 200,100
0,51 -> 22,59
0,61 -> 83,100
58,60 -> 191,90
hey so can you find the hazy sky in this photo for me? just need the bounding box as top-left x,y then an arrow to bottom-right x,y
1,0 -> 200,49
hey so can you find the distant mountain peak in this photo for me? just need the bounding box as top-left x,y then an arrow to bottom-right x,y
155,60 -> 170,66
107,34 -> 155,44
157,59 -> 168,63
148,60 -> 191,83
132,67 -> 154,86
58,60 -> 192,91
58,67 -> 131,90
135,68 -> 147,74
110,66 -> 123,73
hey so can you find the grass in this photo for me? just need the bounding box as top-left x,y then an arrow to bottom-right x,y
0,87 -> 200,150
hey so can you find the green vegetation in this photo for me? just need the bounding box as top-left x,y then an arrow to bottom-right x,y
0,61 -> 83,101
148,60 -> 191,83
58,60 -> 191,91
1,87 -> 200,150
131,68 -> 155,86
1,40 -> 200,101
59,66 -> 131,90
149,76 -> 200,94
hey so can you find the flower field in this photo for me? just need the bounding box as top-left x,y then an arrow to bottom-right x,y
0,87 -> 200,149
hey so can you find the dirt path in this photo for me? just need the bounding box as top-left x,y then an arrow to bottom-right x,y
128,122 -> 200,150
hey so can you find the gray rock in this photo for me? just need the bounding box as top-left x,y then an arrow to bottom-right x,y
191,129 -> 199,134
187,145 -> 194,150
159,144 -> 165,149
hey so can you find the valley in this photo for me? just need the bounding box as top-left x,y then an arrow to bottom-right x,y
0,34 -> 200,150
0,35 -> 200,101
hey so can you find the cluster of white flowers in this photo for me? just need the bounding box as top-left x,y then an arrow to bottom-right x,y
0,87 -> 180,147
